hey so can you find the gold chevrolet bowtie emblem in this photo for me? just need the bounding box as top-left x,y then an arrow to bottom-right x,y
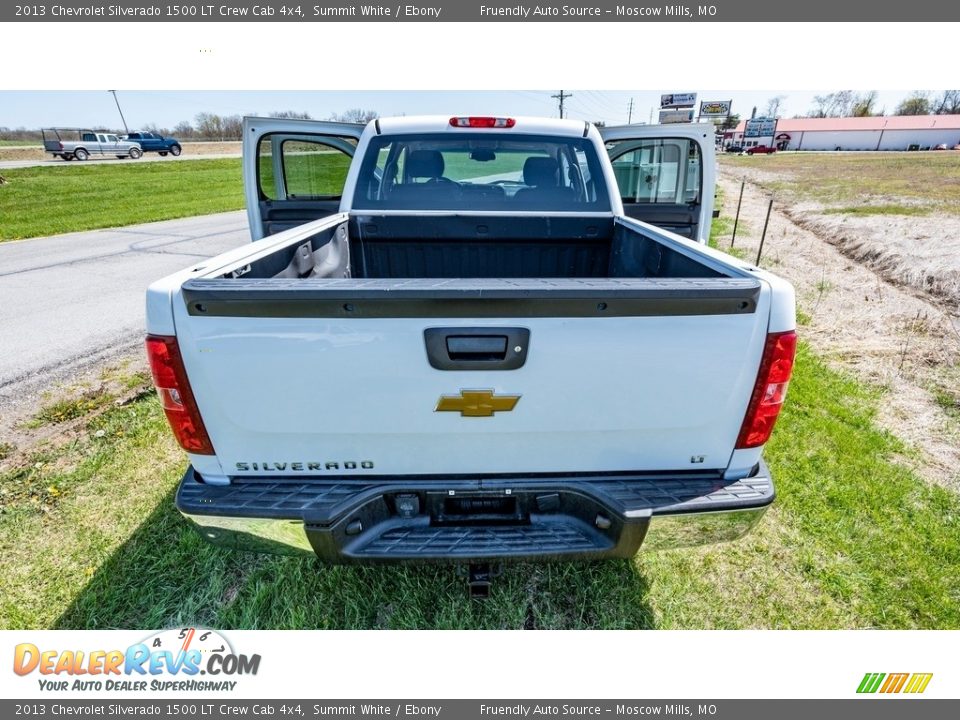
435,389 -> 521,417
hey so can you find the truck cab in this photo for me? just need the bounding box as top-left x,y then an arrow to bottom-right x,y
243,116 -> 715,244
124,131 -> 183,156
41,127 -> 142,161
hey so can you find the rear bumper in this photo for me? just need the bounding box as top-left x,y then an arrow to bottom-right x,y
176,463 -> 774,562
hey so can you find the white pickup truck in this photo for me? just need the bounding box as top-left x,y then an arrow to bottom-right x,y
146,115 -> 795,583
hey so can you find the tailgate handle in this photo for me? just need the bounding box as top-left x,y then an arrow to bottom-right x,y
424,327 -> 530,371
446,335 -> 507,361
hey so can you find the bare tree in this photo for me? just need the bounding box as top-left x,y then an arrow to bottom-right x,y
765,95 -> 786,118
932,90 -> 960,114
851,91 -> 879,117
834,90 -> 855,117
173,121 -> 195,138
809,94 -> 830,118
330,108 -> 379,124
194,112 -> 223,140
269,110 -> 313,120
895,92 -> 931,116
808,91 -> 855,118
221,115 -> 243,140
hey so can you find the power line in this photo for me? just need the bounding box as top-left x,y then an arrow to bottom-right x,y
551,90 -> 573,119
512,90 -> 558,109
584,90 -> 625,114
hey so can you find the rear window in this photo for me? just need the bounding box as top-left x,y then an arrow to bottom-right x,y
353,133 -> 610,211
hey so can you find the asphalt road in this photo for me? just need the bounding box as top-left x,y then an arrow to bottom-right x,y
0,212 -> 249,416
0,151 -> 241,171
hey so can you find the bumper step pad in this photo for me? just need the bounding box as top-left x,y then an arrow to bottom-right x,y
351,518 -> 610,559
177,464 -> 774,561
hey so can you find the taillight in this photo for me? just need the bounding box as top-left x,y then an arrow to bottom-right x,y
735,330 -> 797,449
449,116 -> 516,128
145,335 -> 214,455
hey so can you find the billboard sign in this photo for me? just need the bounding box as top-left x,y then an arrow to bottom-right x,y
659,109 -> 695,124
744,117 -> 777,137
699,100 -> 732,117
660,92 -> 697,108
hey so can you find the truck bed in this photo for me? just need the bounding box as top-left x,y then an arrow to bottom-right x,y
204,214 -> 729,283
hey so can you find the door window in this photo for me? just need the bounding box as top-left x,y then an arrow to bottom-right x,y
257,135 -> 356,201
607,138 -> 702,205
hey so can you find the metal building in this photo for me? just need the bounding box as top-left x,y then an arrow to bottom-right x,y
725,115 -> 960,151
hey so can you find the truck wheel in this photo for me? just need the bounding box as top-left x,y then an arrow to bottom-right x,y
170,144 -> 182,157
64,155 -> 73,161
159,151 -> 168,157
129,147 -> 142,160
74,148 -> 89,161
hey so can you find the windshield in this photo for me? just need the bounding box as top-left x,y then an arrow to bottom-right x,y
353,133 -> 610,211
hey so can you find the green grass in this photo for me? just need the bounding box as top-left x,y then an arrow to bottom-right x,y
821,204 -> 930,217
719,152 -> 960,214
708,186 -> 751,262
27,388 -> 113,428
1,343 -> 958,629
0,159 -> 244,240
932,388 -> 960,420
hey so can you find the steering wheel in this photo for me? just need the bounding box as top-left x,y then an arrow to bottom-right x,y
427,176 -> 459,187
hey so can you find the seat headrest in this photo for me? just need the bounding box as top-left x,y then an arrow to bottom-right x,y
406,150 -> 445,179
523,156 -> 559,187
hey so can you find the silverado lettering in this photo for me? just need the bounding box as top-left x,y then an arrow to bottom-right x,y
147,115 -> 796,571
235,462 -> 375,472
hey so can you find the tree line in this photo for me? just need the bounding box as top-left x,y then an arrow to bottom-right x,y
0,108 -> 380,142
763,90 -> 960,119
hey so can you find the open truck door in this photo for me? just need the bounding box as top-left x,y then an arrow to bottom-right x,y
243,116 -> 364,240
600,123 -> 716,243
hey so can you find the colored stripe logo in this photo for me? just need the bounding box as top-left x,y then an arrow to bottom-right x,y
857,672 -> 933,694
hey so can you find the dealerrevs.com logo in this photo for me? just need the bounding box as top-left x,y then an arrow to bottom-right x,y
13,628 -> 260,692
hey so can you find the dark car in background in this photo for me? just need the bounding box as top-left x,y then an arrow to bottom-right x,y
123,131 -> 182,156
745,145 -> 777,155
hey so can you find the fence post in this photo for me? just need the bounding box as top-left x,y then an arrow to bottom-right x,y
731,180 -> 745,247
755,197 -> 773,266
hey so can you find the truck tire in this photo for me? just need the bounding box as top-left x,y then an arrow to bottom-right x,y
159,151 -> 168,157
129,147 -> 143,160
74,148 -> 89,161
170,144 -> 182,157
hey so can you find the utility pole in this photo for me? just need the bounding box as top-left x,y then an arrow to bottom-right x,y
551,90 -> 572,119
627,98 -> 634,124
109,90 -> 129,135
648,107 -> 653,124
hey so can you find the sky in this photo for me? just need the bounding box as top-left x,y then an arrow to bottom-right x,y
0,90 -> 927,131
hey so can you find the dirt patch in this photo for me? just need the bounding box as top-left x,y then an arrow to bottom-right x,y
0,141 -> 242,163
0,350 -> 152,474
717,169 -> 960,491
